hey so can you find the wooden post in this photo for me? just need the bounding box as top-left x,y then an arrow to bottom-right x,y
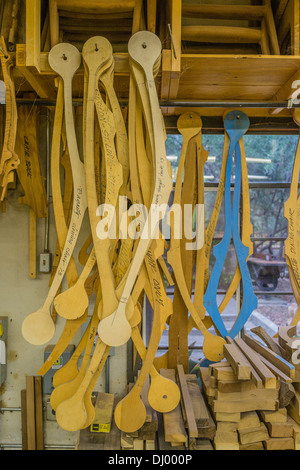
49,0 -> 59,48
25,0 -> 41,71
23,376 -> 44,450
168,0 -> 181,99
34,376 -> 44,450
147,0 -> 157,33
25,376 -> 36,450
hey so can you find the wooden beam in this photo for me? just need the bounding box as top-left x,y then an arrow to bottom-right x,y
168,0 -> 181,100
147,0 -> 157,33
234,338 -> 277,389
34,376 -> 44,450
243,333 -> 295,380
16,45 -> 57,99
224,339 -> 252,381
49,0 -> 59,48
25,376 -> 36,450
176,365 -> 198,438
55,0 -> 135,13
182,3 -> 266,20
29,208 -> 37,279
21,389 -> 28,450
25,0 -> 41,71
181,26 -> 262,44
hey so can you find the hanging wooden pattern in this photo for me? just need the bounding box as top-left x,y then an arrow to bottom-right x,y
112,33 -> 180,434
15,30 -> 294,438
218,132 -> 254,315
203,110 -> 257,339
284,109 -> 300,326
97,31 -> 173,348
167,112 -> 226,363
37,81 -> 87,377
0,36 -> 19,201
21,43 -> 86,346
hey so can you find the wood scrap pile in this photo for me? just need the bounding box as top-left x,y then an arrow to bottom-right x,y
197,326 -> 300,450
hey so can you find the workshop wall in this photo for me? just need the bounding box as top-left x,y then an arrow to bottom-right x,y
0,109 -> 127,450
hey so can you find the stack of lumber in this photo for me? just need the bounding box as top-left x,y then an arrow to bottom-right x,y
277,325 -> 300,435
259,409 -> 295,450
198,329 -> 300,450
157,367 -> 216,450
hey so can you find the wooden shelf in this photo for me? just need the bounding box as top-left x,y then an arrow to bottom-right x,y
176,54 -> 300,102
12,47 -> 300,118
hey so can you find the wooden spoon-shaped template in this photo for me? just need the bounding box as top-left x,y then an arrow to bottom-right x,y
98,31 -> 173,348
167,113 -> 226,362
82,37 -> 124,327
22,44 -> 86,345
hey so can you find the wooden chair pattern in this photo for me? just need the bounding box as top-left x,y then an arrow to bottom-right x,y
178,0 -> 280,56
47,0 -> 147,51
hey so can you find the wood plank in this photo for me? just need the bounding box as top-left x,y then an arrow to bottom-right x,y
287,399 -> 300,425
216,387 -> 279,402
213,366 -> 238,382
238,422 -> 269,445
243,334 -> 295,379
237,411 -> 260,431
25,376 -> 36,450
264,437 -> 294,450
182,25 -> 263,44
177,366 -> 199,438
177,54 -> 300,101
223,342 -> 252,381
215,411 -> 241,423
250,326 -> 283,356
34,376 -> 44,450
234,338 -> 277,388
157,411 -> 185,450
260,408 -> 288,423
213,398 -> 278,414
190,438 -> 214,450
29,209 -> 37,279
160,369 -> 187,444
147,0 -> 157,33
21,389 -> 28,450
168,0 -> 181,99
287,415 -> 300,449
217,379 -> 257,394
256,353 -> 293,383
217,421 -> 238,432
186,374 -> 210,427
214,430 -> 239,451
182,3 -> 266,20
266,421 -> 293,438
56,0 -> 135,13
25,0 -> 41,70
240,442 -> 264,450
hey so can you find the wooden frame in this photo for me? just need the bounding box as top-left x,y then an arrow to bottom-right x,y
48,0 -> 145,48
13,0 -> 300,118
276,0 -> 300,55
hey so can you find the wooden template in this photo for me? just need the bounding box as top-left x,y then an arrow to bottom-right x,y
22,43 -> 85,346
